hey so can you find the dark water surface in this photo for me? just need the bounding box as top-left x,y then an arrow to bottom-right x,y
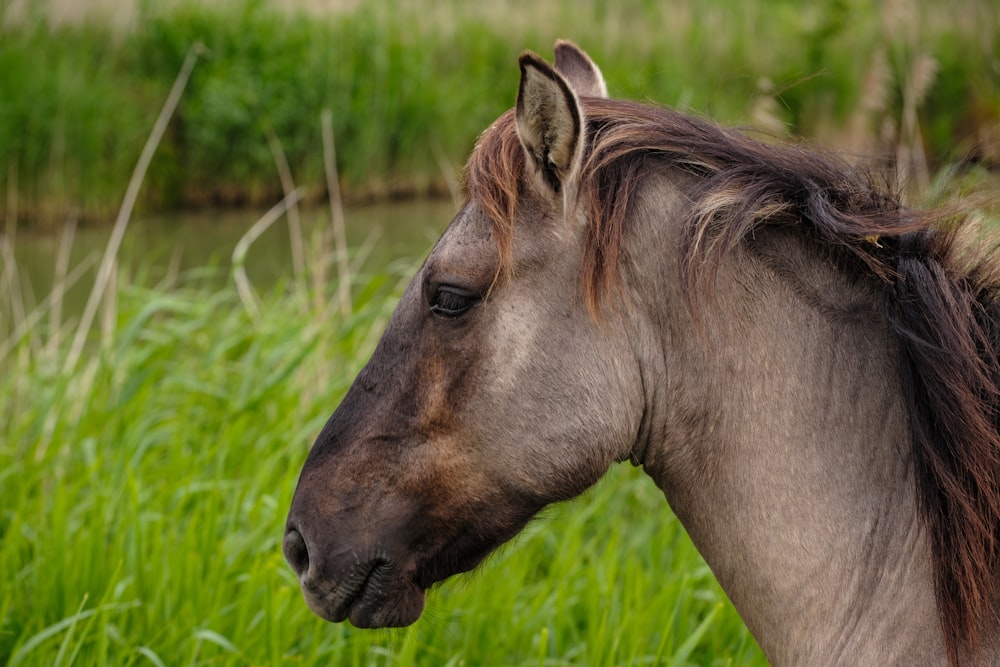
8,198 -> 456,319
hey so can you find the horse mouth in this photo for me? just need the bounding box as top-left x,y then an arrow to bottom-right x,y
302,559 -> 426,628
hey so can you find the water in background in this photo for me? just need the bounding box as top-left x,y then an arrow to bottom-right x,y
7,198 -> 456,323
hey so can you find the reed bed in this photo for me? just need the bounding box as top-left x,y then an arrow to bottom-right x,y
1,0 -> 997,225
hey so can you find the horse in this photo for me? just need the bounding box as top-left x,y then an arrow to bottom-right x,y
283,41 -> 1000,666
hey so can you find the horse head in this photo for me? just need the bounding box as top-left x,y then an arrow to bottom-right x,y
283,42 -> 645,628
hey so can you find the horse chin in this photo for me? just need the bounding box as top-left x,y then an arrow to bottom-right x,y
346,586 -> 426,629
301,562 -> 427,629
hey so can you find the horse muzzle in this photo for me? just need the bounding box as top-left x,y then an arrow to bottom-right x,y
283,525 -> 426,628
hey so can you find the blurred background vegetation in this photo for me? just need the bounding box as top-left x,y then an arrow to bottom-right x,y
1,0 -> 997,227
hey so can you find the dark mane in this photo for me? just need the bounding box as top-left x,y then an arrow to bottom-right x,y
465,97 -> 1000,664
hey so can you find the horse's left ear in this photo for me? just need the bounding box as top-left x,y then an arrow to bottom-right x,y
516,51 -> 584,195
554,40 -> 607,99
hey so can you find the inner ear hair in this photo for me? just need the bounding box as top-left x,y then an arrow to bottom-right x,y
515,51 -> 584,194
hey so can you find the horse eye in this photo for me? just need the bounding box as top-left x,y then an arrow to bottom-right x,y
429,286 -> 479,318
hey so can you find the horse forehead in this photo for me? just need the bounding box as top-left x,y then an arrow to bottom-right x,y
451,202 -> 496,242
428,205 -> 495,262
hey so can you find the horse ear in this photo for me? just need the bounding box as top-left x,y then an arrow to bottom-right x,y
516,51 -> 584,195
554,40 -> 607,99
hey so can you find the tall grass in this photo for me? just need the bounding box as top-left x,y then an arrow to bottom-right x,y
1,0 -> 997,225
0,208 -> 767,665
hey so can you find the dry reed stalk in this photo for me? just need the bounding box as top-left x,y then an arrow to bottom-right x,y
263,121 -> 306,285
861,49 -> 892,115
432,142 -> 462,208
0,254 -> 94,366
0,236 -> 36,354
844,48 -> 893,157
63,42 -> 204,376
305,221 -> 332,315
323,224 -> 382,319
897,53 -> 937,196
748,78 -> 787,137
348,227 -> 382,279
100,258 -> 117,348
322,108 -> 352,317
50,356 -> 100,461
160,244 -> 183,292
45,217 -> 77,356
5,158 -> 17,241
232,188 -> 305,320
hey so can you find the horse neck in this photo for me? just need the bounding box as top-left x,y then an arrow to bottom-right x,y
627,201 -> 951,663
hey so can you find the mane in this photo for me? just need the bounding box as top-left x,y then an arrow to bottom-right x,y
465,98 -> 1000,664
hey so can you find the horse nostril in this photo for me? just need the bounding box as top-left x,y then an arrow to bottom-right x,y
283,528 -> 310,576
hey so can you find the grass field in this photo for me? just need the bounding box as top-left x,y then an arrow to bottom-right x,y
1,0 -> 997,224
0,216 -> 767,665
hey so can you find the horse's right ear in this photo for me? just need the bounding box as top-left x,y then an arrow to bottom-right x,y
516,51 -> 584,196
